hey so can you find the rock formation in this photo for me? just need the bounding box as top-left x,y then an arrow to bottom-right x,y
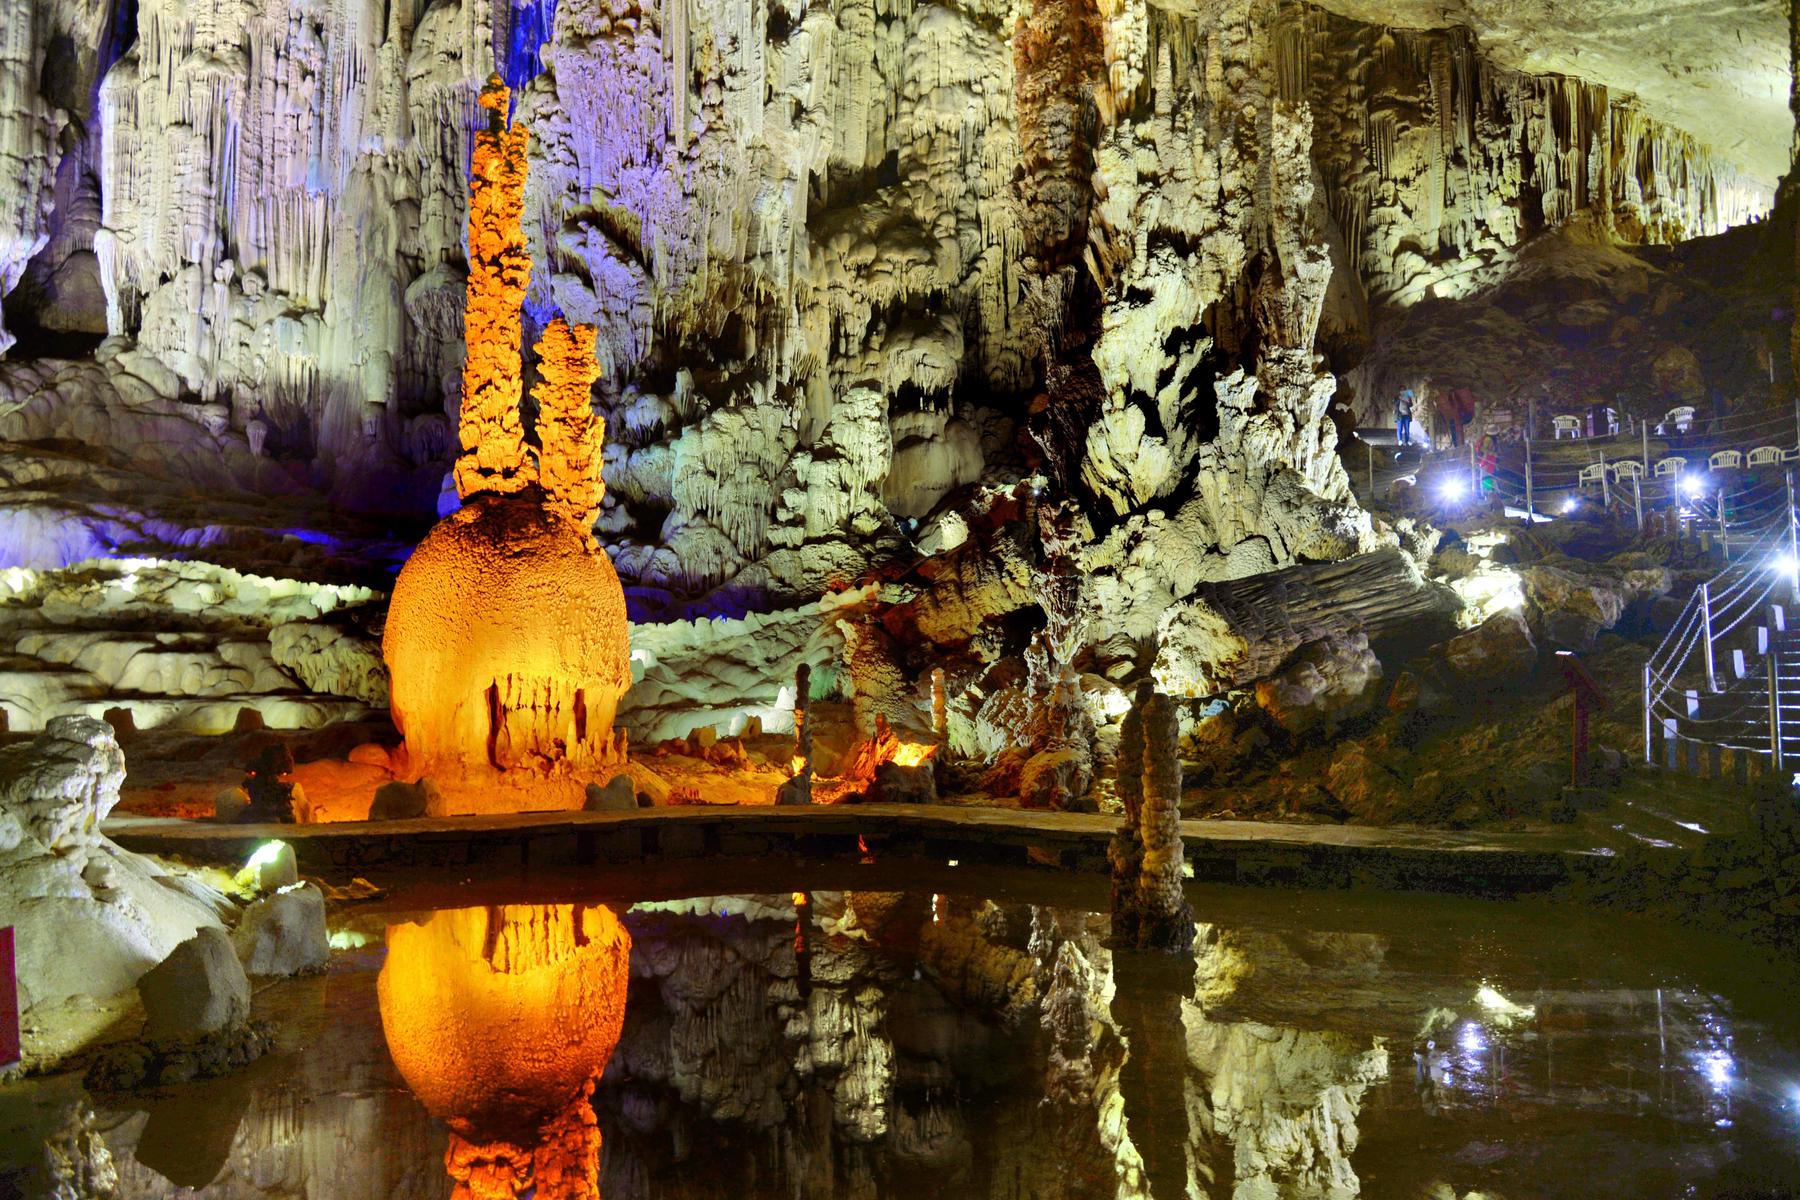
0,0 -> 1766,640
383,77 -> 631,809
1108,680 -> 1152,946
1135,693 -> 1196,953
455,77 -> 539,502
0,716 -> 226,1053
533,319 -> 607,535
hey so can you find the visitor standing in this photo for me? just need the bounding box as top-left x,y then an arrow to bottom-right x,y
1394,388 -> 1415,452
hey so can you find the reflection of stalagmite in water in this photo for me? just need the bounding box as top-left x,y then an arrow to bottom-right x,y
1110,950 -> 1206,1200
377,905 -> 632,1199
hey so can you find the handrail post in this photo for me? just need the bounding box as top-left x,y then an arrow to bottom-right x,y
1721,486 -> 1731,562
1526,395 -> 1536,522
1643,663 -> 1653,764
1788,469 -> 1798,605
1633,476 -> 1642,533
1770,652 -> 1784,772
1702,581 -> 1718,693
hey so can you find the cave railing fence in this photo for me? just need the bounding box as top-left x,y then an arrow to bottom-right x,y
1643,473 -> 1800,775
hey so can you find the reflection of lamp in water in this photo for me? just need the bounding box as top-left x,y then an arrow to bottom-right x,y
377,905 -> 631,1199
792,892 -> 812,1001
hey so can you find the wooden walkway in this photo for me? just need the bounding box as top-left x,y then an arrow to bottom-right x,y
105,803 -> 1626,897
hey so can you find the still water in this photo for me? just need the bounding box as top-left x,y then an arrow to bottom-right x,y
5,869 -> 1800,1199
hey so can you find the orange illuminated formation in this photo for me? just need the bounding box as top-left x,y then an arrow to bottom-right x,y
382,75 -> 630,811
378,905 -> 631,1200
383,498 -> 631,777
889,741 -> 937,768
454,75 -> 536,500
533,318 -> 606,535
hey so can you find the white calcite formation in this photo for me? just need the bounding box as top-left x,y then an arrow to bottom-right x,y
0,557 -> 383,733
0,717 -> 226,1028
0,0 -> 1777,734
0,0 -> 1768,593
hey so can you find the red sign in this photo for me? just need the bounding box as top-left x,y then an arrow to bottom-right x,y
0,927 -> 16,1070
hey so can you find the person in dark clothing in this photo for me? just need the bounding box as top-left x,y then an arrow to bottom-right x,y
1394,388 -> 1415,450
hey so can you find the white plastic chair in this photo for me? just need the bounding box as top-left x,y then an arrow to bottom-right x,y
1782,447 -> 1800,463
1653,456 -> 1686,478
1577,463 -> 1609,488
1709,449 -> 1743,470
1747,445 -> 1783,466
1662,406 -> 1696,434
1611,460 -> 1645,480
1553,416 -> 1583,440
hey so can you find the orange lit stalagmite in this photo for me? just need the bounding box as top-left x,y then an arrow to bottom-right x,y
454,75 -> 536,500
378,905 -> 631,1200
533,318 -> 606,535
382,75 -> 631,811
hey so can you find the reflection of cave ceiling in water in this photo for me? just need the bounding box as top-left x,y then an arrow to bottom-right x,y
74,888 -> 1800,1200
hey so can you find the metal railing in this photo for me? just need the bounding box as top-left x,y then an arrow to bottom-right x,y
1643,471 -> 1800,771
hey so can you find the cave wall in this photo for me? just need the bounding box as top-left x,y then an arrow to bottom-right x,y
0,0 -> 1773,623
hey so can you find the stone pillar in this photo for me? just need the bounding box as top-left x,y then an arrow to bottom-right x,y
1136,692 -> 1195,953
1109,680 -> 1152,945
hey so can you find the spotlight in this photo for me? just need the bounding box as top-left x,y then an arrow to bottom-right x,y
1562,496 -> 1580,514
1459,1023 -> 1487,1054
1775,552 -> 1798,576
1439,475 -> 1468,501
1682,474 -> 1707,498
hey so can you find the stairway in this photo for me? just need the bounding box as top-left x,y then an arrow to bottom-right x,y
1766,630 -> 1800,768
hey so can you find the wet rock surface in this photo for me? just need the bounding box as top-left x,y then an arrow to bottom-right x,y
137,929 -> 250,1044
231,884 -> 329,978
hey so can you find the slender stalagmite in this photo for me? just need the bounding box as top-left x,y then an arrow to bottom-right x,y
1136,691 -> 1195,953
533,317 -> 605,535
453,75 -> 536,500
1109,679 -> 1152,945
778,663 -> 814,804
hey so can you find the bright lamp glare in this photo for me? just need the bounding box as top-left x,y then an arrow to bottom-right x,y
1562,497 -> 1579,514
1776,553 -> 1798,576
1682,475 -> 1707,498
1440,476 -> 1468,501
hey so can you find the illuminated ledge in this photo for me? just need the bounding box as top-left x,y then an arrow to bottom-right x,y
103,806 -> 1629,898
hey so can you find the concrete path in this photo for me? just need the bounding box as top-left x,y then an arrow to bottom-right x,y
104,802 -> 1639,897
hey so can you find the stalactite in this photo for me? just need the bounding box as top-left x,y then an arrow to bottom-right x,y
455,75 -> 537,500
533,318 -> 605,535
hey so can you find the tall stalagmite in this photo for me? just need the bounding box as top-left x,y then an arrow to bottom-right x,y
1136,692 -> 1195,953
383,74 -> 631,809
454,76 -> 537,501
1108,680 -> 1153,946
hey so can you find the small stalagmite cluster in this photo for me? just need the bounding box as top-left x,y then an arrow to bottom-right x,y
382,76 -> 631,809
